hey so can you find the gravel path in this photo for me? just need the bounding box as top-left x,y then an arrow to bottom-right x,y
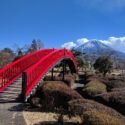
0,103 -> 26,125
72,83 -> 84,89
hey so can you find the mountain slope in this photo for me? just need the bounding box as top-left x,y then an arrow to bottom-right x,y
75,40 -> 125,60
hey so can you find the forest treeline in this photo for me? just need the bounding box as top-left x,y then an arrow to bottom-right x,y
0,39 -> 43,69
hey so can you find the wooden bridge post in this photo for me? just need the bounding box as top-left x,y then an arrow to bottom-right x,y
63,48 -> 65,81
51,68 -> 54,80
22,72 -> 27,102
63,60 -> 66,81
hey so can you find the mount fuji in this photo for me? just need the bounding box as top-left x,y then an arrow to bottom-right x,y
74,40 -> 125,60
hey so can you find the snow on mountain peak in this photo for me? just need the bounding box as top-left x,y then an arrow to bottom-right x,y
77,40 -> 111,50
74,40 -> 118,56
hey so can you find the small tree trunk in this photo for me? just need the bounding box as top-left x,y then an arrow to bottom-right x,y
103,72 -> 107,77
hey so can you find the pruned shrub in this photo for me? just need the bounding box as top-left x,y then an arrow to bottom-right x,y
104,79 -> 125,91
82,80 -> 107,98
95,90 -> 125,115
73,73 -> 79,81
87,75 -> 99,82
68,99 -> 125,125
64,75 -> 75,87
44,74 -> 76,88
81,73 -> 100,85
111,87 -> 125,92
33,81 -> 83,111
83,110 -> 125,125
44,76 -> 62,81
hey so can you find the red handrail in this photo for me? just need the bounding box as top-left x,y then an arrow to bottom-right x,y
24,49 -> 77,96
0,49 -> 54,92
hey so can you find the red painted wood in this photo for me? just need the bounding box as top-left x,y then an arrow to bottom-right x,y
0,49 -> 54,92
24,49 -> 77,97
0,48 -> 77,101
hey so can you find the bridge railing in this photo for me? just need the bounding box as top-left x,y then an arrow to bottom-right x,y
23,49 -> 77,97
0,49 -> 54,92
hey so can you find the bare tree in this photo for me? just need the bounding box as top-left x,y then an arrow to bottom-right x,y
0,48 -> 15,68
28,39 -> 44,53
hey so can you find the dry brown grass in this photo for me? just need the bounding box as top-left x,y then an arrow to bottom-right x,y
64,75 -> 75,87
73,73 -> 79,81
95,90 -> 125,115
104,79 -> 125,91
111,87 -> 125,92
44,74 -> 76,87
83,110 -> 125,125
82,79 -> 107,97
23,111 -> 81,125
44,76 -> 62,81
68,99 -> 125,125
30,81 -> 83,111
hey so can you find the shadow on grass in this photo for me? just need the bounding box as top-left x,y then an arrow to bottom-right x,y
8,103 -> 69,116
8,103 -> 41,112
34,121 -> 80,125
8,103 -> 25,112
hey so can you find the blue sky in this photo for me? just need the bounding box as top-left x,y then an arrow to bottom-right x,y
0,0 -> 125,52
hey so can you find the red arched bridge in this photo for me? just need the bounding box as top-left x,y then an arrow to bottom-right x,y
0,49 -> 77,102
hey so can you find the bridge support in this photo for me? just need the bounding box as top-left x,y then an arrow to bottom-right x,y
22,72 -> 27,102
51,68 -> 54,80
62,60 -> 66,81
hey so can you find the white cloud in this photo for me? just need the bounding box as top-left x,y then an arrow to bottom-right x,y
61,42 -> 76,49
76,38 -> 89,45
61,38 -> 89,49
102,37 -> 125,53
74,0 -> 125,12
61,36 -> 125,53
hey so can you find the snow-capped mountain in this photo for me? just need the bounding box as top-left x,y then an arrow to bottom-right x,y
74,40 -> 125,60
